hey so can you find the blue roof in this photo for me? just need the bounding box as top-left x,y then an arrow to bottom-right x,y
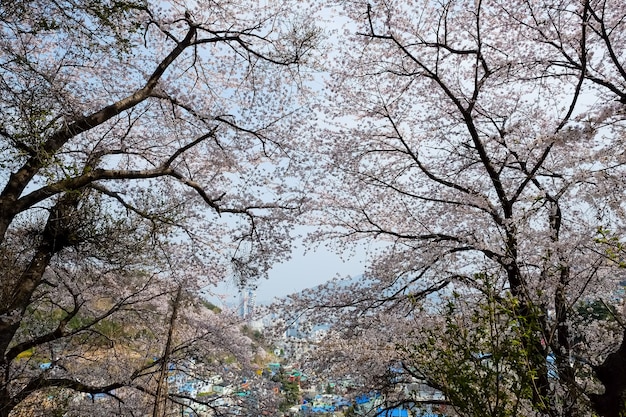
377,408 -> 409,417
356,393 -> 381,404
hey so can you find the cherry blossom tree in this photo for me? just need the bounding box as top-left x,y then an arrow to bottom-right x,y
281,1 -> 626,416
0,0 -> 319,415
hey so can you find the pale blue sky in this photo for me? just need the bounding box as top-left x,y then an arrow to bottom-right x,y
210,244 -> 367,306
258,245 -> 366,302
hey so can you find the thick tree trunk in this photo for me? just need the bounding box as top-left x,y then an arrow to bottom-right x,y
505,246 -> 553,414
0,249 -> 55,358
590,330 -> 626,417
0,193 -> 79,356
0,385 -> 17,417
0,192 -> 82,415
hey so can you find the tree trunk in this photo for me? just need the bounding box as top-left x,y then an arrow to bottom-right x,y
0,192 -> 82,415
0,385 -> 16,417
152,285 -> 182,417
590,330 -> 626,417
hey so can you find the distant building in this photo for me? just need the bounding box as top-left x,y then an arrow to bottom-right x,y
238,289 -> 256,319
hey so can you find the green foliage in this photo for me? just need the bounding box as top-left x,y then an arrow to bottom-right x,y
202,300 -> 222,313
272,366 -> 300,411
577,299 -> 618,322
2,0 -> 146,34
22,304 -> 130,350
325,382 -> 334,394
279,378 -> 300,412
343,405 -> 358,417
595,227 -> 626,268
402,279 -> 549,417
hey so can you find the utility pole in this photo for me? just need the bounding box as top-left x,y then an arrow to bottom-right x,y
153,285 -> 183,417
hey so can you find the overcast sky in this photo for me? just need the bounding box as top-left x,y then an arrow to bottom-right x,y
259,246 -> 366,302
211,241 -> 369,306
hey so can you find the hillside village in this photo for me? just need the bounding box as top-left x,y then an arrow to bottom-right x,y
160,295 -> 453,417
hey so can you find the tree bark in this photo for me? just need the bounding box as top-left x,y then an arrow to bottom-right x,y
0,191 -> 82,416
590,329 -> 626,417
152,285 -> 182,417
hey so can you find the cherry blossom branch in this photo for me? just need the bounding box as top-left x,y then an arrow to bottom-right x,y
6,277 -> 168,362
362,4 -> 511,217
0,24 -> 198,204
